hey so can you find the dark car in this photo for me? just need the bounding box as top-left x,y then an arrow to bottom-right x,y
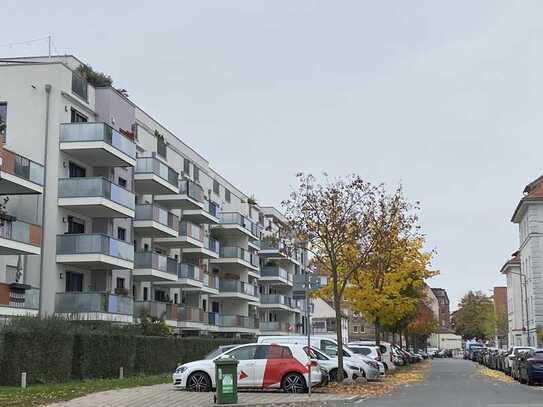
518,349 -> 543,385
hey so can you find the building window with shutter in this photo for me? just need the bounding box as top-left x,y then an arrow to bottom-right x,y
213,180 -> 220,195
193,166 -> 199,182
184,158 -> 191,176
225,188 -> 231,203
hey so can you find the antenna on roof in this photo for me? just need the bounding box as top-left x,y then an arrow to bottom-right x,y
48,35 -> 51,59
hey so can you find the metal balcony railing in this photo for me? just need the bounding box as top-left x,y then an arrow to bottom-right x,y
58,177 -> 135,210
0,148 -> 44,185
134,252 -> 177,275
179,220 -> 203,241
0,218 -> 41,247
56,234 -> 134,262
135,157 -> 178,188
179,179 -> 204,203
177,263 -> 201,281
219,314 -> 259,329
55,292 -> 134,315
135,204 -> 178,230
219,279 -> 258,297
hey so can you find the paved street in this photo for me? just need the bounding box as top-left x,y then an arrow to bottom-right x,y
357,358 -> 543,407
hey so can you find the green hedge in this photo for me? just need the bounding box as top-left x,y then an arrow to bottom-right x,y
0,318 -> 248,385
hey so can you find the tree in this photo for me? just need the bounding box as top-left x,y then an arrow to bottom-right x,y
494,304 -> 508,347
408,300 -> 438,350
282,173 -> 376,381
76,64 -> 113,87
348,185 -> 425,345
453,291 -> 495,341
137,310 -> 171,336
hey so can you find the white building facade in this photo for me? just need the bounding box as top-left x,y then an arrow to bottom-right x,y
500,252 -> 527,346
0,55 -> 307,336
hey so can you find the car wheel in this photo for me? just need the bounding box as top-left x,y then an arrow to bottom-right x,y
527,376 -> 534,386
186,372 -> 212,392
329,369 -> 348,382
281,372 -> 307,393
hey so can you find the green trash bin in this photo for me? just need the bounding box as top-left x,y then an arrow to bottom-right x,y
214,355 -> 239,404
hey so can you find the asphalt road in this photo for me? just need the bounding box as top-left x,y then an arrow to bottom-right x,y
357,358 -> 543,407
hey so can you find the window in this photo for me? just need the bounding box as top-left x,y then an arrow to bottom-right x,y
174,293 -> 179,304
157,134 -> 167,158
5,265 -> 18,283
67,216 -> 85,234
71,71 -> 88,100
227,345 -> 257,361
321,340 -> 339,357
143,287 -> 148,301
118,177 -> 127,188
351,347 -> 371,356
117,227 -> 126,241
183,158 -> 191,176
213,180 -> 220,195
0,103 -> 7,141
66,271 -> 83,292
116,277 -> 125,289
353,325 -> 359,333
266,345 -> 293,359
69,162 -> 86,178
70,108 -> 87,123
193,166 -> 199,182
225,188 -> 231,203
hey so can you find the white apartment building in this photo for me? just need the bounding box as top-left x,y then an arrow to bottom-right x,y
511,176 -> 543,347
499,252 -> 526,346
0,55 -> 307,337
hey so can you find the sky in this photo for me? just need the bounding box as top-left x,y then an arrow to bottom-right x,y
3,1 -> 543,308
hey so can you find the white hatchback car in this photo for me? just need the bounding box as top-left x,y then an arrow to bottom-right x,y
173,343 -> 322,393
305,346 -> 362,381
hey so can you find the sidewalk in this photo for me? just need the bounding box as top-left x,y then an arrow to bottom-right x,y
47,384 -> 360,407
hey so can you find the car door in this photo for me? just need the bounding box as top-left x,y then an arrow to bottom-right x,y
226,345 -> 257,387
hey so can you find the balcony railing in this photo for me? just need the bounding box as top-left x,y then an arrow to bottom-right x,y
207,312 -> 219,326
179,221 -> 203,241
219,314 -> 259,329
250,252 -> 260,268
260,321 -> 299,333
0,148 -> 44,185
135,157 -> 178,188
179,179 -> 204,203
202,273 -> 219,289
261,266 -> 291,282
56,234 -> 134,262
177,306 -> 206,323
71,71 -> 88,100
219,246 -> 250,262
177,263 -> 201,281
58,177 -> 135,210
219,212 -> 256,235
60,122 -> 136,160
134,252 -> 177,275
134,300 -> 176,320
205,237 -> 220,253
208,201 -> 220,218
0,283 -> 39,309
0,218 -> 42,247
135,204 -> 178,230
55,292 -> 134,315
219,279 -> 258,297
260,294 -> 293,307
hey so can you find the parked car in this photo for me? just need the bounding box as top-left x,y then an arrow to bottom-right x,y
258,336 -> 381,379
304,346 -> 361,381
349,341 -> 396,371
511,349 -> 534,381
517,349 -> 543,385
504,347 -> 535,376
173,343 -> 322,393
348,345 -> 386,375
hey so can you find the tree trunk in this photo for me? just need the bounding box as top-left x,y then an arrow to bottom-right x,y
375,319 -> 381,346
332,273 -> 344,382
404,329 -> 410,350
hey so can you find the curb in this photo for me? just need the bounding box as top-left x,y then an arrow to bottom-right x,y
209,394 -> 365,406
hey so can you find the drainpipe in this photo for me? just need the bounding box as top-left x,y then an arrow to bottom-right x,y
38,84 -> 51,317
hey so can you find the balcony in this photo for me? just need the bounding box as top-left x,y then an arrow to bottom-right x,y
260,266 -> 293,286
218,314 -> 259,332
211,212 -> 259,240
134,157 -> 178,194
0,217 -> 41,255
260,294 -> 294,311
55,292 -> 134,323
210,246 -> 259,272
56,234 -> 134,270
181,200 -> 220,225
155,220 -> 203,249
259,238 -> 300,265
212,279 -> 259,301
134,204 -> 178,238
260,321 -> 301,335
156,263 -> 203,289
201,273 -> 220,294
133,252 -> 178,282
154,179 -> 204,210
134,300 -> 177,322
0,149 -> 44,194
59,122 -> 136,167
0,283 -> 39,317
182,237 -> 220,260
58,177 -> 135,218
177,306 -> 207,329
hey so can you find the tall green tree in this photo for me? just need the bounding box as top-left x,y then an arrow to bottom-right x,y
453,291 -> 495,340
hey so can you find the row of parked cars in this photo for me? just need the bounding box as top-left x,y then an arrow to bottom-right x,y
465,343 -> 543,386
172,335 -> 426,393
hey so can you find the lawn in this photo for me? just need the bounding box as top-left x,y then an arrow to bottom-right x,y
0,374 -> 171,407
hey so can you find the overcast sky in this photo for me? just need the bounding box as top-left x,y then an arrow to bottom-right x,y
4,1 -> 543,307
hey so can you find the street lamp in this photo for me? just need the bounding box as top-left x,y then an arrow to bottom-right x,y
507,270 -> 530,346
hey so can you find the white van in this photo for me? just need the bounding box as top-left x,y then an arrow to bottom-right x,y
257,335 -> 380,379
348,341 -> 395,371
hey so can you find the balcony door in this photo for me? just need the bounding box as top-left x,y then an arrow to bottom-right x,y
67,216 -> 85,234
69,162 -> 86,178
66,271 -> 83,292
